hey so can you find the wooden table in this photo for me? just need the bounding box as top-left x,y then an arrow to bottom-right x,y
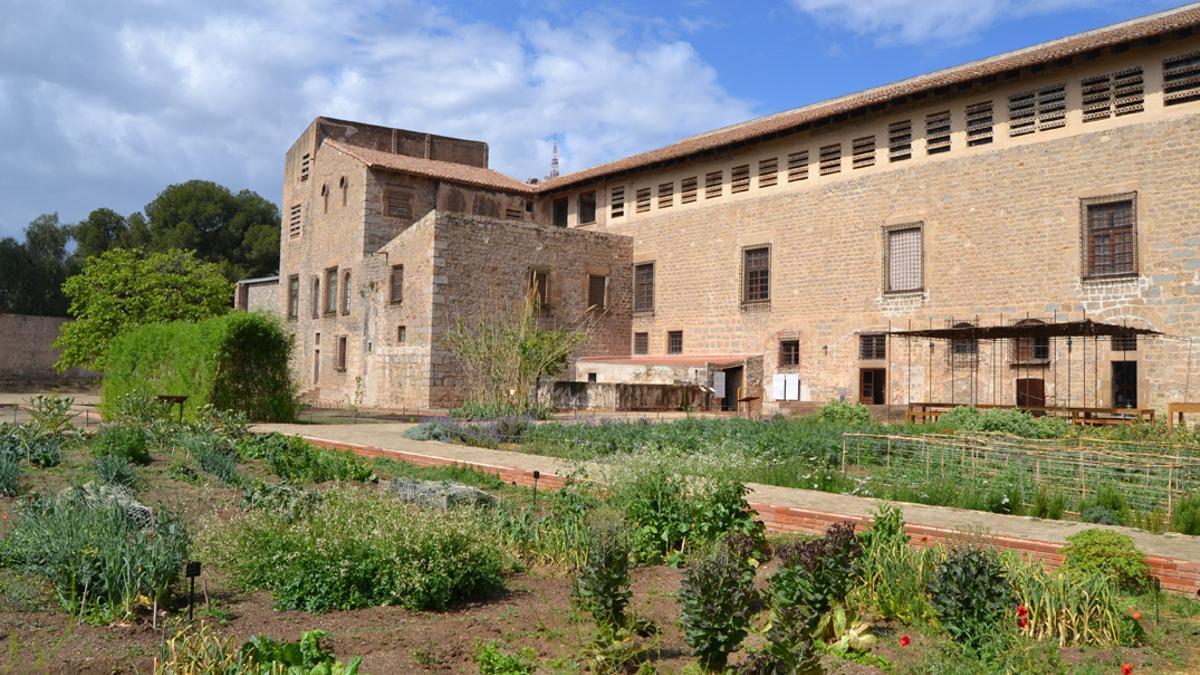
156,395 -> 188,424
1168,402 -> 1200,429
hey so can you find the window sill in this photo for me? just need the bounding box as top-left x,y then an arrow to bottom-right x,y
1011,360 -> 1051,368
1082,273 -> 1138,283
633,309 -> 655,317
741,300 -> 771,312
883,288 -> 924,297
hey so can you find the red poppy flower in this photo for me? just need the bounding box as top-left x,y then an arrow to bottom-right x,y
899,635 -> 911,647
1122,663 -> 1133,675
1017,617 -> 1028,628
1132,611 -> 1142,620
1016,605 -> 1028,618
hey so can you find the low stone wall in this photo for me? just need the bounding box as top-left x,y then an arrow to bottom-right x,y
0,314 -> 98,386
538,381 -> 712,411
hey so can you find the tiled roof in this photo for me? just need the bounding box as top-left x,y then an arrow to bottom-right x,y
325,140 -> 536,194
536,4 -> 1200,192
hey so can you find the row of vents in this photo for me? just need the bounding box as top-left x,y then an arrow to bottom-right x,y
609,52 -> 1200,218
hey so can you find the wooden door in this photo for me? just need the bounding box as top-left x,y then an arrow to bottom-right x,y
1016,378 -> 1045,408
860,368 -> 885,405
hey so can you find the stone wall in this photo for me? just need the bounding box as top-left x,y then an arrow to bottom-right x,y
0,314 -> 97,384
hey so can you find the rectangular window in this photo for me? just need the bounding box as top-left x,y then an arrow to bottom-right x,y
819,143 -> 841,175
389,264 -> 403,304
779,339 -> 800,368
1111,334 -> 1137,351
341,270 -> 351,315
966,101 -> 994,146
635,187 -> 651,213
287,275 -> 300,320
758,158 -> 778,188
505,206 -> 523,220
667,331 -> 683,355
383,189 -> 413,219
310,276 -> 320,319
743,246 -> 770,304
529,269 -> 549,307
859,334 -> 887,361
925,110 -> 951,154
336,336 -> 347,372
731,164 -> 750,193
852,135 -> 875,169
634,262 -> 654,312
552,196 -> 568,227
705,171 -> 723,199
681,177 -> 698,203
288,203 -> 302,238
633,332 -> 649,355
888,120 -> 912,161
299,153 -> 311,182
324,267 -> 338,315
397,325 -> 407,343
658,182 -> 674,209
1082,67 -> 1145,121
1084,197 -> 1137,278
885,224 -> 923,293
587,274 -> 607,310
578,191 -> 596,224
610,187 -> 625,218
787,150 -> 809,181
1164,51 -> 1200,105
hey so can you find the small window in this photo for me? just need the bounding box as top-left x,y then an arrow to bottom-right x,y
925,111 -> 951,154
320,183 -> 329,213
779,339 -> 800,368
341,270 -> 351,315
743,246 -> 770,304
888,120 -> 912,161
950,322 -> 978,357
634,262 -> 654,312
635,187 -> 651,213
1164,51 -> 1200,105
1013,319 -> 1050,364
529,269 -> 549,308
324,267 -> 338,315
1111,334 -> 1137,352
633,332 -> 649,355
787,150 -> 809,181
336,336 -> 347,372
859,334 -> 886,361
287,275 -> 300,321
587,274 -> 607,310
288,204 -> 302,238
1083,197 -> 1136,278
852,136 -> 875,169
658,182 -> 674,209
966,101 -> 994,146
552,196 -> 568,227
610,187 -> 625,218
389,264 -> 403,304
731,164 -> 750,193
884,224 -> 923,293
579,191 -> 597,224
339,176 -> 348,206
310,276 -> 320,319
397,325 -> 407,343
299,153 -> 311,182
705,171 -> 722,199
819,143 -> 841,175
758,158 -> 778,188
681,177 -> 698,203
383,189 -> 413,219
587,372 -> 598,383
667,331 -> 683,355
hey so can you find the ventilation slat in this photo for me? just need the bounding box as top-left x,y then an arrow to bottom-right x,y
888,120 -> 912,161
819,143 -> 841,175
787,151 -> 809,181
852,136 -> 875,169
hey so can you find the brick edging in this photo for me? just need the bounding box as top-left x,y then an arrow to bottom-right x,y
299,434 -> 1200,595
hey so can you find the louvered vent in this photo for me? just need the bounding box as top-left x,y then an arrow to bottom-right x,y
819,143 -> 841,175
965,101 -> 993,146
787,151 -> 809,181
1081,67 -> 1144,121
852,136 -> 875,169
888,120 -> 912,161
658,182 -> 674,208
705,171 -> 722,199
635,187 -> 651,213
925,111 -> 951,154
681,177 -> 698,203
288,204 -> 302,238
1008,90 -> 1036,136
1163,51 -> 1200,106
731,165 -> 750,193
758,158 -> 778,188
1036,84 -> 1067,131
610,187 -> 625,218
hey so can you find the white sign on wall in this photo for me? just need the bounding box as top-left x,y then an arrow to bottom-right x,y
772,373 -> 802,401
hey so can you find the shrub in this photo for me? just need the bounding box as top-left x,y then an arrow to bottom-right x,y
816,399 -> 872,426
1170,492 -> 1200,535
204,491 -> 505,612
0,495 -> 189,623
1079,486 -> 1129,526
475,640 -> 537,675
1060,529 -> 1149,593
93,454 -> 136,489
572,517 -> 632,631
452,400 -> 552,422
927,545 -> 1015,649
25,394 -> 76,438
1029,486 -> 1066,520
678,544 -> 757,672
937,406 -> 1069,439
609,460 -> 693,563
691,477 -> 767,547
90,423 -> 152,465
267,441 -> 371,484
0,454 -> 20,496
101,311 -> 298,422
24,435 -> 63,468
771,521 -> 863,623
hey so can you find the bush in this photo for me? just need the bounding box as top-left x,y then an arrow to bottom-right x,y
1060,529 -> 1149,593
101,311 -> 298,422
1029,486 -> 1066,520
204,491 -> 506,612
0,495 -> 189,623
572,517 -> 632,631
90,423 -> 152,465
927,545 -> 1015,649
93,454 -> 136,489
1079,486 -> 1129,526
678,544 -> 757,672
0,455 -> 20,496
452,400 -> 552,421
771,521 -> 863,623
1170,492 -> 1200,535
816,399 -> 872,426
937,406 -> 1069,439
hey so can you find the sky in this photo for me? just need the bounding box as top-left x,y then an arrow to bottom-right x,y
0,0 -> 1189,239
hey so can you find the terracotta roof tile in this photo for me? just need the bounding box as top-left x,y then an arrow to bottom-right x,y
325,140 -> 536,194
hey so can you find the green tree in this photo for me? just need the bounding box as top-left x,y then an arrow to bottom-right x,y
0,214 -> 73,316
70,207 -> 133,263
54,248 -> 232,371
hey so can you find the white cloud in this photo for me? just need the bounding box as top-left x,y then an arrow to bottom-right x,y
0,0 -> 753,236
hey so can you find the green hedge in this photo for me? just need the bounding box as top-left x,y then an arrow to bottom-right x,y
101,312 -> 298,422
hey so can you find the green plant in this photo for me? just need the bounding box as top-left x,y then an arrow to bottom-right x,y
1078,486 -> 1129,525
690,477 -> 766,547
609,459 -> 693,563
1060,529 -> 1150,593
926,544 -> 1015,649
241,480 -> 322,521
678,544 -> 757,672
855,505 -> 939,623
1007,557 -> 1141,646
770,522 -> 863,630
816,399 -> 872,426
90,423 -> 152,465
239,629 -> 362,673
178,430 -> 242,486
93,454 -> 137,489
25,394 -> 76,438
475,640 -> 537,674
0,455 -> 20,496
1029,486 -> 1066,520
572,516 -> 632,631
1170,492 -> 1200,535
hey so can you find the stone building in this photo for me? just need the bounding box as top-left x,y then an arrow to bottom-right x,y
274,6 -> 1200,414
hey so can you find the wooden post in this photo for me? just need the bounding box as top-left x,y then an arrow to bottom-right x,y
925,439 -> 931,481
1079,447 -> 1087,500
841,438 -> 848,474
887,438 -> 892,470
1168,463 -> 1174,516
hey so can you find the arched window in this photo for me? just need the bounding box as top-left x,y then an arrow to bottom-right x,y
341,270 -> 351,315
320,183 -> 329,213
338,176 -> 348,207
1013,319 -> 1050,364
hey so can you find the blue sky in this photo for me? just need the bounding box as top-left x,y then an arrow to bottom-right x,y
0,0 -> 1187,239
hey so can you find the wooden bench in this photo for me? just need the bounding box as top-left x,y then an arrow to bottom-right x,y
1168,402 -> 1200,429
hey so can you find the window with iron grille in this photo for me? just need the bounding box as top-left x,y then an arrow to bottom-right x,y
1082,68 -> 1144,121
341,270 -> 351,315
397,325 -> 406,343
859,334 -> 886,360
389,264 -> 403,304
529,269 -> 549,308
587,274 -> 607,310
1013,319 -> 1050,363
681,177 -> 698,203
1163,51 -> 1200,106
758,158 -> 778,188
635,187 -> 651,213
310,276 -> 320,319
288,204 -> 302,238
1083,197 -> 1136,278
852,136 -> 875,169
633,262 -> 654,312
324,268 -> 338,315
950,322 -> 978,357
925,111 -> 951,154
383,189 -> 413,219
1111,334 -> 1138,351
610,187 -> 625,218
287,275 -> 299,320
579,191 -> 597,224
888,120 -> 912,161
731,164 -> 750,193
658,182 -> 674,209
667,331 -> 683,354
787,150 -> 809,181
966,101 -> 993,146
633,332 -> 649,355
884,224 -> 923,293
743,246 -> 770,304
819,143 -> 841,175
705,171 -> 722,199
552,197 -> 568,226
336,336 -> 347,372
779,339 -> 800,368
299,153 -> 311,182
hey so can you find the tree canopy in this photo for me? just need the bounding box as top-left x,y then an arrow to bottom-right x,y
0,214 -> 75,316
53,248 -> 233,371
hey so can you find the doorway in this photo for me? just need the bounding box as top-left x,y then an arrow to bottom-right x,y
1112,361 -> 1137,409
859,368 -> 885,405
722,366 -> 744,412
1015,378 -> 1045,408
